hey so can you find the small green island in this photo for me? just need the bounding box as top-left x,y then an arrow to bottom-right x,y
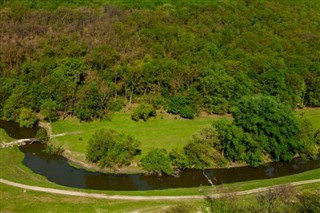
1,0 -> 320,212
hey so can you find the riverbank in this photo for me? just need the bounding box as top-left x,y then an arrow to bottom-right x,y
48,109 -> 320,174
2,178 -> 320,200
1,140 -> 320,212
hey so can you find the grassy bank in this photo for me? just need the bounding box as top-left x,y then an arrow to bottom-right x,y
0,140 -> 319,212
1,139 -> 319,196
0,129 -> 14,143
51,109 -> 320,168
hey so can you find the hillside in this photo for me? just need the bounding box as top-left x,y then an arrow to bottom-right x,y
0,0 -> 319,122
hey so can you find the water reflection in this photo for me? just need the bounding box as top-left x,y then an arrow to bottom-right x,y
19,143 -> 320,191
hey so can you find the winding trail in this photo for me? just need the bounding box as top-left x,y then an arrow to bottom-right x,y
1,178 -> 319,201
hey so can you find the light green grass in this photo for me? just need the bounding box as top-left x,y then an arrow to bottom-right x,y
0,129 -> 14,143
52,112 -> 226,156
0,183 -> 184,213
299,108 -> 320,129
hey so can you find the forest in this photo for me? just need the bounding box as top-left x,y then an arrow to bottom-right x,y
1,0 -> 320,171
1,0 -> 319,122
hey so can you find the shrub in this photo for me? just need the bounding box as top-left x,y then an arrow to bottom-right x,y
296,191 -> 320,213
86,129 -> 140,168
169,148 -> 190,169
140,148 -> 173,175
19,108 -> 38,128
179,105 -> 196,119
167,96 -> 195,119
36,128 -> 49,142
131,103 -> 156,121
167,96 -> 188,115
44,142 -> 64,155
108,99 -> 125,112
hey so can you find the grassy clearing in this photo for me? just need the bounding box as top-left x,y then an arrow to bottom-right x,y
51,112 -> 228,156
299,108 -> 320,129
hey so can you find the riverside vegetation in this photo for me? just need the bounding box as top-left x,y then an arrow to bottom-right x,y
0,0 -> 320,211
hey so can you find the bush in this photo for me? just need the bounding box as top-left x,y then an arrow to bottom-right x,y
44,142 -> 63,155
169,148 -> 190,169
167,96 -> 196,119
296,191 -> 320,213
19,108 -> 38,128
131,103 -> 156,121
86,129 -> 140,168
36,128 -> 49,142
140,148 -> 173,175
179,105 -> 196,119
108,99 -> 125,112
167,96 -> 188,115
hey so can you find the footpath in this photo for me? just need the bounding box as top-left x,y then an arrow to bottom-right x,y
1,178 -> 319,201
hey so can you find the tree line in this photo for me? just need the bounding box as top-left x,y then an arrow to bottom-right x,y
1,0 -> 320,123
87,95 -> 319,173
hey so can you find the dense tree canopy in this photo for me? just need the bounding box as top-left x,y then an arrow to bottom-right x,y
0,0 -> 319,121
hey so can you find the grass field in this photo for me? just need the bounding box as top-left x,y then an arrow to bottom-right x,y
51,112 -> 230,157
51,109 -> 320,164
299,108 -> 320,129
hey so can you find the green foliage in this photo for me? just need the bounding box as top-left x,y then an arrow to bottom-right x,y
131,103 -> 156,121
214,120 -> 264,167
108,99 -> 125,112
167,96 -> 196,119
182,126 -> 221,169
296,191 -> 320,213
167,96 -> 188,115
179,106 -> 196,119
36,129 -> 49,142
19,108 -> 38,128
40,99 -> 58,122
231,95 -> 300,162
44,143 -> 64,155
164,203 -> 195,213
169,148 -> 189,169
1,0 -> 320,121
140,148 -> 172,175
206,195 -> 241,213
295,115 -> 319,159
86,129 -> 140,168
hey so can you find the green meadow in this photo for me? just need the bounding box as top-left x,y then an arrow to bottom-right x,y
51,112 -> 230,158
51,109 -> 320,162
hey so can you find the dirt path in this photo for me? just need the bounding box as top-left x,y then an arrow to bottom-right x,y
1,178 -> 319,201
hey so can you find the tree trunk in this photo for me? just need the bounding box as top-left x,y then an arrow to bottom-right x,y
129,87 -> 134,105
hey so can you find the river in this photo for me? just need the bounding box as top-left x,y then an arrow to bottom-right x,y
1,120 -> 319,191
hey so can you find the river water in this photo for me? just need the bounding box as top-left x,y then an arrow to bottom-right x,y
1,120 -> 319,191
